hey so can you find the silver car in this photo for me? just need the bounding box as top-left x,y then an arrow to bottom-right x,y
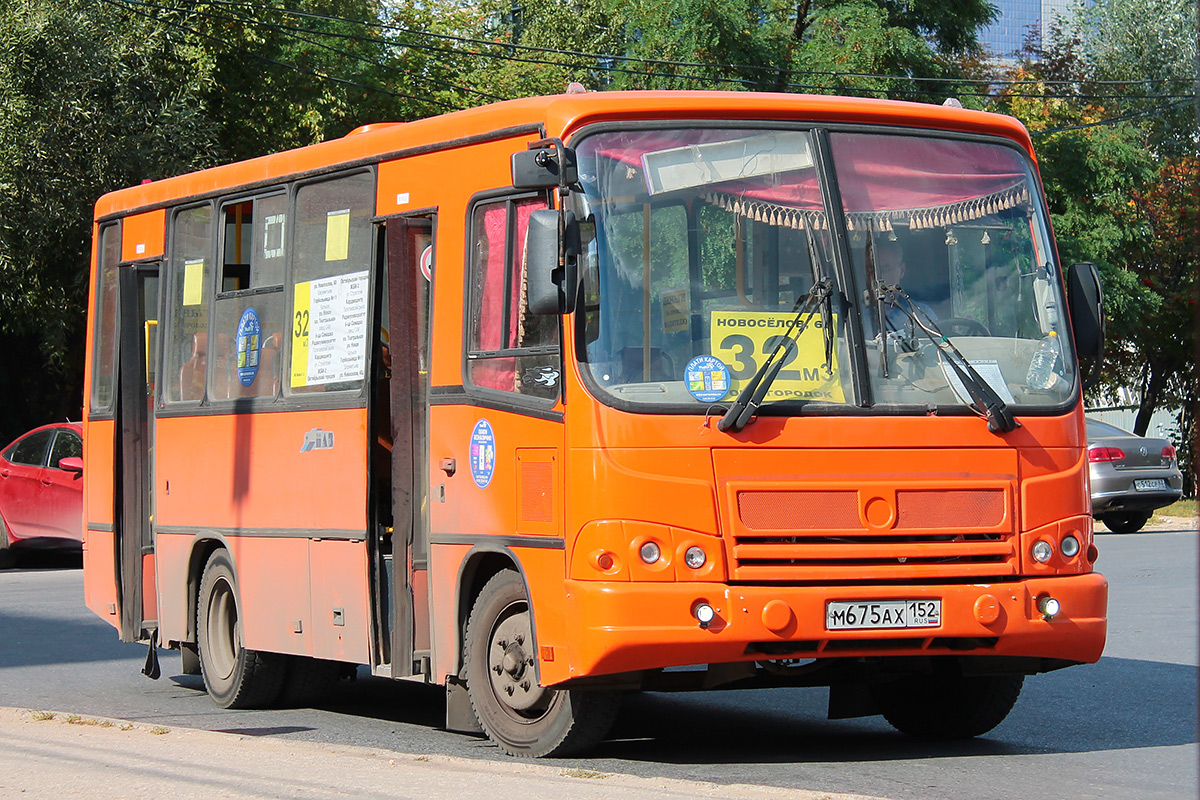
1087,418 -> 1184,533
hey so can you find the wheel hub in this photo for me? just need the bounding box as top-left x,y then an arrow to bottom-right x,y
487,607 -> 546,713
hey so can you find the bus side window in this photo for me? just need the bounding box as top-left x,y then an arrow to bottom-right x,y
466,194 -> 559,400
289,172 -> 374,395
211,193 -> 288,401
163,205 -> 213,404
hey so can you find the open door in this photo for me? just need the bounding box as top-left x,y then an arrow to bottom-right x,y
372,216 -> 434,676
115,264 -> 159,642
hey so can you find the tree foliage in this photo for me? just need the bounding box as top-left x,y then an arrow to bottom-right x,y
992,0 -> 1197,488
0,0 -> 217,441
466,0 -> 995,99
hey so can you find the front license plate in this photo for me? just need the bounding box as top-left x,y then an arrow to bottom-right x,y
1134,478 -> 1167,492
826,599 -> 941,630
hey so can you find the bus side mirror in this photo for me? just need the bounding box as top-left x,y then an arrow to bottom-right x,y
525,209 -> 579,315
511,142 -> 577,189
1067,261 -> 1104,389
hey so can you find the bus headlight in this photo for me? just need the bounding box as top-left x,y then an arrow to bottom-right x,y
639,541 -> 661,564
1032,540 -> 1054,563
1060,535 -> 1080,558
684,546 -> 706,569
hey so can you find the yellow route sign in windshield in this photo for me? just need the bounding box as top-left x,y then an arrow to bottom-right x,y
710,310 -> 845,403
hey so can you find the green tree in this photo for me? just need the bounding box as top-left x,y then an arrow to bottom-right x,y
992,0 -> 1197,489
0,0 -> 217,442
161,0 -> 475,161
466,0 -> 996,100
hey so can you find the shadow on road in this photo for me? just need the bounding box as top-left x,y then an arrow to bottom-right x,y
0,550 -> 83,571
277,652 -> 1196,764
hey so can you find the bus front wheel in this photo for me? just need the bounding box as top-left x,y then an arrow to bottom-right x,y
463,570 -> 619,757
196,550 -> 286,709
872,671 -> 1023,740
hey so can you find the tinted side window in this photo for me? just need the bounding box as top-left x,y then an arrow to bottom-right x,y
466,195 -> 559,400
6,430 -> 54,467
48,430 -> 82,467
211,192 -> 289,402
289,172 -> 374,395
89,225 -> 121,413
164,205 -> 213,403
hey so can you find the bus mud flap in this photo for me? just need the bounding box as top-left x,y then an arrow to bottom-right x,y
445,676 -> 483,733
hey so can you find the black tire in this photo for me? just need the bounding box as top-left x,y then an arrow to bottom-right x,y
0,521 -> 15,570
464,570 -> 619,757
872,671 -> 1023,740
196,550 -> 286,709
278,656 -> 341,707
1099,511 -> 1152,534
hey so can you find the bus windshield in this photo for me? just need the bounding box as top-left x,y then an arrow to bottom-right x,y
572,126 -> 1076,414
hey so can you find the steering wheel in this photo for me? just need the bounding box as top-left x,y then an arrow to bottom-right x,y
937,317 -> 991,337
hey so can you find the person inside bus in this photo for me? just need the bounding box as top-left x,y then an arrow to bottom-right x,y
866,239 -> 937,337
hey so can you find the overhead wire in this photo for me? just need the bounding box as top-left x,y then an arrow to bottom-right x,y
192,0 -> 1199,96
1032,98 -> 1195,135
101,0 -> 1198,110
101,0 -> 467,111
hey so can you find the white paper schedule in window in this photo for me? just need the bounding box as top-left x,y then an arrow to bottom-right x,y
290,270 -> 369,387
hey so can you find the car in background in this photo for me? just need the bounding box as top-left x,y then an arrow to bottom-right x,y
1087,417 -> 1184,533
0,422 -> 83,567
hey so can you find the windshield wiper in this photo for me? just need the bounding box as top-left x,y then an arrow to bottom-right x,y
718,279 -> 832,432
879,283 -> 1020,434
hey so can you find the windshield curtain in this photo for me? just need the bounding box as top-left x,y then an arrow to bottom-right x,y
573,126 -> 1075,414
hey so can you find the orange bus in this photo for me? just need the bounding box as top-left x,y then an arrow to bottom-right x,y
82,90 -> 1108,756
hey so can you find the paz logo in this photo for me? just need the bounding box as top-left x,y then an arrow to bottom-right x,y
301,428 -> 335,453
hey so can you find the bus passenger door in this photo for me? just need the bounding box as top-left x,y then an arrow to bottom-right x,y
376,216 -> 434,676
115,264 -> 159,642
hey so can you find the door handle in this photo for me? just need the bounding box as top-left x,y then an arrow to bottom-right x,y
440,458 -> 456,476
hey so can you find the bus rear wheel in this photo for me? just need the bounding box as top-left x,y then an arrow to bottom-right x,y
464,570 -> 619,757
196,550 -> 286,709
872,671 -> 1023,740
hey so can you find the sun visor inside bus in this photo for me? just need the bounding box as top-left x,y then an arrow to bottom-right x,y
593,132 -> 1031,233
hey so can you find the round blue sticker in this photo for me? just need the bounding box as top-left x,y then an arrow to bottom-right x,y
236,307 -> 262,387
469,419 -> 496,488
684,355 -> 731,402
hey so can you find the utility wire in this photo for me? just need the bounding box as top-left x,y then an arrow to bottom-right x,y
102,0 -> 466,111
115,0 -> 504,103
1032,98 -> 1193,135
194,0 -> 1199,91
109,0 -> 1199,103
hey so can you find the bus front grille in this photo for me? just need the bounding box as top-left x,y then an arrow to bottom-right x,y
731,488 -> 1016,581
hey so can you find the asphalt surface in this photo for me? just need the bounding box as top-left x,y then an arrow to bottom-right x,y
0,516 -> 1195,799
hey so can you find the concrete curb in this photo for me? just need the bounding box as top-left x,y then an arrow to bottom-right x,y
0,707 -> 890,800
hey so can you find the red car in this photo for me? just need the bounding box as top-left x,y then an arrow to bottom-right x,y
0,422 -> 83,566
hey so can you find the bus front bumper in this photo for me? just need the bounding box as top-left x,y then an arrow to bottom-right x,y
558,572 -> 1107,682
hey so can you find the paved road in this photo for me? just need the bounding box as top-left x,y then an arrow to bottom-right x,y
1,521 -> 1195,800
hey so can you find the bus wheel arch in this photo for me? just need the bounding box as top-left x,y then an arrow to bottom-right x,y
453,548 -> 530,679
185,535 -> 230,645
195,548 -> 287,709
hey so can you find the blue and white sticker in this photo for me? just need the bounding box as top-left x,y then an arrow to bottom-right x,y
469,419 -> 496,488
236,307 -> 261,387
684,355 -> 731,403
